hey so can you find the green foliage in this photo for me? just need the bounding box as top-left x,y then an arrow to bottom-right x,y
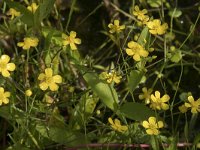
127,70 -> 144,92
120,102 -> 155,121
84,72 -> 118,110
0,0 -> 200,149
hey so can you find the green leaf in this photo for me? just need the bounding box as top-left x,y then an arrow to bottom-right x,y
168,9 -> 182,18
127,70 -> 144,92
34,0 -> 55,24
137,27 -> 149,46
147,0 -> 162,7
170,50 -> 182,63
5,0 -> 34,26
36,124 -> 88,146
120,102 -> 155,121
0,105 -> 12,120
42,27 -> 63,46
83,72 -> 118,111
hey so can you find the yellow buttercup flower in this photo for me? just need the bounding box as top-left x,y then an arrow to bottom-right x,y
0,55 -> 16,77
147,19 -> 168,35
17,37 -> 39,50
185,96 -> 200,113
178,104 -> 188,113
108,20 -> 125,33
139,87 -> 153,104
150,91 -> 170,110
25,89 -> 32,97
100,70 -> 122,84
133,5 -> 149,24
0,87 -> 10,106
108,117 -> 128,133
126,41 -> 149,61
7,8 -> 21,20
142,116 -> 164,135
62,31 -> 81,50
27,3 -> 38,13
38,68 -> 62,91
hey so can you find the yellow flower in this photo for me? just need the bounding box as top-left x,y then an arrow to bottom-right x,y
17,37 -> 39,50
108,117 -> 128,133
0,55 -> 16,77
147,19 -> 168,35
178,104 -> 188,113
62,31 -> 81,50
100,70 -> 122,84
185,96 -> 200,113
126,41 -> 149,61
150,91 -> 170,110
25,89 -> 32,97
108,20 -> 125,33
27,3 -> 38,13
142,116 -> 164,135
38,68 -> 62,91
139,87 -> 153,104
7,8 -> 21,20
0,87 -> 10,106
133,5 -> 149,24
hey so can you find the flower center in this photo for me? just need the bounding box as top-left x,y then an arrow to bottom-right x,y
45,76 -> 53,84
0,62 -> 7,70
149,123 -> 157,129
68,37 -> 75,43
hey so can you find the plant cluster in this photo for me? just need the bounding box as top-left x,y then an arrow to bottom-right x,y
0,0 -> 200,149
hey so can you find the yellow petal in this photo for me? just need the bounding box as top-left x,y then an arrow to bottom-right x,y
146,129 -> 154,135
108,117 -> 114,125
191,108 -> 198,114
38,73 -> 45,80
120,25 -> 125,30
3,98 -> 9,104
49,83 -> 59,91
161,103 -> 169,110
70,31 -> 77,38
1,55 -> 10,63
139,94 -> 144,100
2,70 -> 10,77
53,75 -> 62,83
149,117 -> 156,124
62,33 -> 68,39
151,94 -> 157,102
133,54 -> 141,61
161,94 -> 170,102
127,41 -> 135,48
74,38 -> 81,44
4,92 -> 10,98
0,87 -> 4,93
126,48 -> 134,56
17,42 -> 24,47
39,82 -> 48,91
114,119 -> 121,126
155,91 -> 160,99
142,87 -> 147,93
188,96 -> 194,103
63,40 -> 69,46
120,125 -> 128,131
45,68 -> 53,77
70,43 -> 77,50
140,50 -> 149,57
114,20 -> 119,26
142,121 -> 149,128
7,63 -> 16,71
23,44 -> 31,50
108,24 -> 113,28
184,102 -> 191,108
158,121 -> 164,128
